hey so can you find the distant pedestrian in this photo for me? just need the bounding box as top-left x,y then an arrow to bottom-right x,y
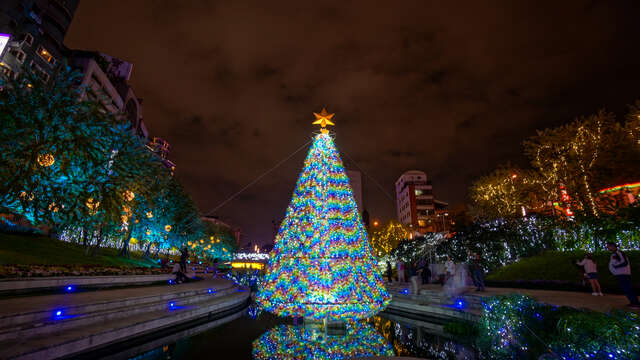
444,256 -> 455,285
469,253 -> 486,292
421,262 -> 431,284
212,258 -> 219,278
172,262 -> 187,284
409,262 -> 420,295
180,246 -> 189,273
576,253 -> 602,296
397,260 -> 405,282
607,242 -> 640,308
386,261 -> 393,283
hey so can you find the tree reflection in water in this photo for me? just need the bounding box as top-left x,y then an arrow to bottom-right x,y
252,321 -> 394,360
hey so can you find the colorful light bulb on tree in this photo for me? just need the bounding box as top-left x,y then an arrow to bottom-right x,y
256,109 -> 390,321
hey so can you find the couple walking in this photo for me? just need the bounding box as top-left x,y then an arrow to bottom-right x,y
577,242 -> 640,308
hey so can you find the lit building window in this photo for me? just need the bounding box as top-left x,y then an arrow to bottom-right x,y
37,45 -> 56,66
0,62 -> 11,77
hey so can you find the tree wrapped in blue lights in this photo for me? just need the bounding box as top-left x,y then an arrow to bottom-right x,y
256,109 -> 390,320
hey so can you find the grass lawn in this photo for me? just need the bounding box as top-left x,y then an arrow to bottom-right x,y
0,232 -> 159,268
487,250 -> 640,293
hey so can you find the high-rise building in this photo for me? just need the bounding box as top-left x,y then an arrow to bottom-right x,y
0,0 -> 79,80
69,51 -> 148,138
395,170 -> 449,234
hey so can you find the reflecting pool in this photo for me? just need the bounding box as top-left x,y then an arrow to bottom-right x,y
109,305 -> 477,360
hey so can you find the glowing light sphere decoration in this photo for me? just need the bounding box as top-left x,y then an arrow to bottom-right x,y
256,109 -> 391,321
252,322 -> 394,360
37,153 -> 55,167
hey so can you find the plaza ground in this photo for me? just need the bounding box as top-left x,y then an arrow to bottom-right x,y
388,282 -> 639,313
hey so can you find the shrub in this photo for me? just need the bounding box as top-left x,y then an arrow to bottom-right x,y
486,250 -> 640,293
477,295 -> 640,359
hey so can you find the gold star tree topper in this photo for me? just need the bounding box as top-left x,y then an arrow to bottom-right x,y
312,108 -> 335,134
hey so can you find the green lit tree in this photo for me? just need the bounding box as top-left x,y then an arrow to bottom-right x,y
0,66 -> 214,259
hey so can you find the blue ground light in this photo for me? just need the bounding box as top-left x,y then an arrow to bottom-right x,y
168,302 -> 185,310
52,309 -> 76,320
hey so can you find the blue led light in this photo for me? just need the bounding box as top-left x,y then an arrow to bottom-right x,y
168,279 -> 173,284
55,310 -> 62,316
65,285 -> 73,292
169,302 -> 175,308
208,289 -> 213,294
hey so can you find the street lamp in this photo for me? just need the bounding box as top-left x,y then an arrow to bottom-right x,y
437,213 -> 449,232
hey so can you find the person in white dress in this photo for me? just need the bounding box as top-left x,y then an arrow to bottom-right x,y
444,256 -> 455,284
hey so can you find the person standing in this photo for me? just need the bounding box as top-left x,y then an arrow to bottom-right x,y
397,260 -> 405,283
409,262 -> 420,295
576,253 -> 603,296
607,242 -> 640,308
469,253 -> 486,292
421,262 -> 431,284
180,246 -> 189,274
386,261 -> 393,283
211,258 -> 219,278
444,256 -> 455,285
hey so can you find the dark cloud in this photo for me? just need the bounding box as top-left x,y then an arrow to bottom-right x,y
65,0 -> 640,245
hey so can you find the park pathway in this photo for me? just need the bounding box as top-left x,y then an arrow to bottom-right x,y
389,283 -> 639,313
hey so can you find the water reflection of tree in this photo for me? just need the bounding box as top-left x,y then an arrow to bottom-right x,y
369,316 -> 475,360
252,322 -> 393,359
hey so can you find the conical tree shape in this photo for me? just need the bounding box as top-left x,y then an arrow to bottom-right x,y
257,132 -> 391,320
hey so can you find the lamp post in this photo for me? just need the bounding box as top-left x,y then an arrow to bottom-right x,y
437,213 -> 449,232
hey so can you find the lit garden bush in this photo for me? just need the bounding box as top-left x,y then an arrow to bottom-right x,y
477,295 -> 640,360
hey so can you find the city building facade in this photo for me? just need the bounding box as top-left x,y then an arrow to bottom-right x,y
395,170 -> 450,234
0,0 -> 79,80
69,51 -> 148,137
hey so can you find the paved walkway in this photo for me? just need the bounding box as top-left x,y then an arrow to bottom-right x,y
389,282 -> 638,313
0,276 -> 232,316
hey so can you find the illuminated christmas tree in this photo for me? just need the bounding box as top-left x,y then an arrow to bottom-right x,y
256,109 -> 390,321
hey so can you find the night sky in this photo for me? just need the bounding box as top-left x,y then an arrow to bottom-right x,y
65,1 -> 640,246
